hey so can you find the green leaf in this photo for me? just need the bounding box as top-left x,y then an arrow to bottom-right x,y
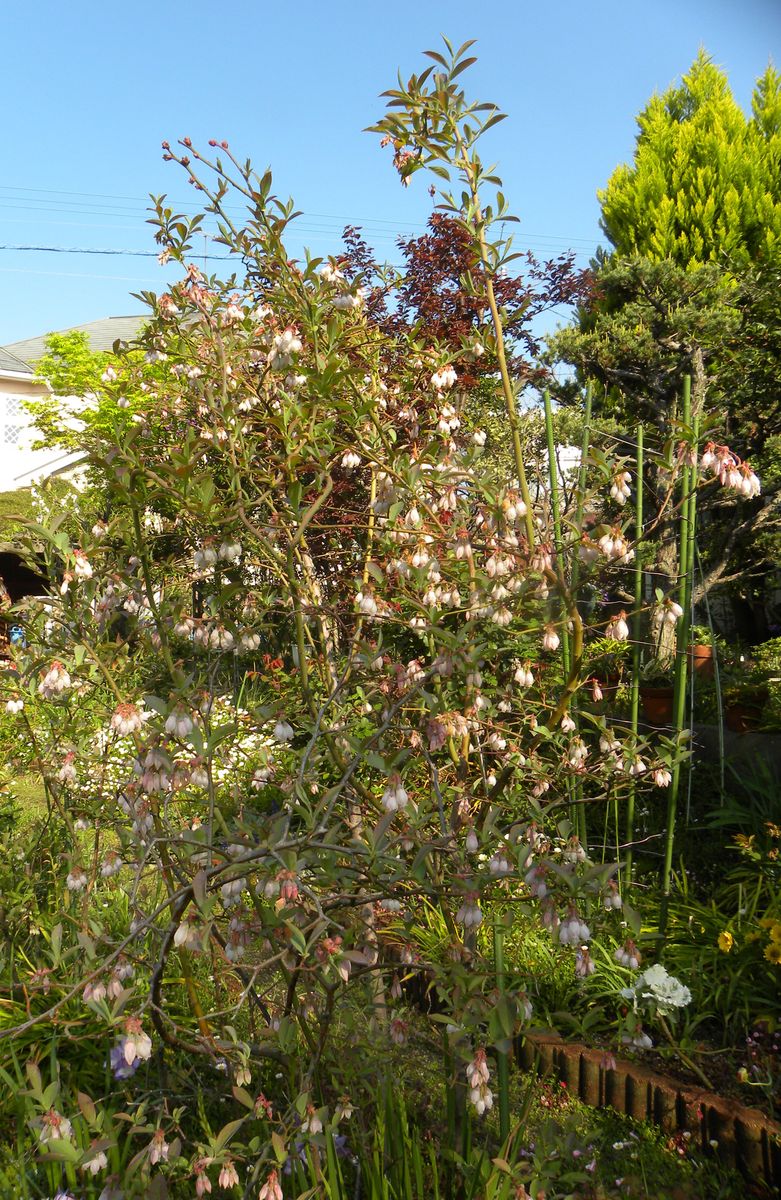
232,1086 -> 255,1110
214,1117 -> 244,1153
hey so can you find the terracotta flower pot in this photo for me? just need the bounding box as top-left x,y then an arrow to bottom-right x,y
687,643 -> 714,679
729,696 -> 767,729
640,684 -> 675,725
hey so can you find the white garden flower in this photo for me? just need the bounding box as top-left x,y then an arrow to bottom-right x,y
456,894 -> 483,928
606,611 -> 630,641
165,706 -> 194,738
381,771 -> 408,813
82,1148 -> 109,1175
559,906 -> 590,946
193,544 -> 218,571
542,626 -> 560,653
174,915 -> 204,951
38,661 -> 71,699
431,364 -> 457,392
148,1129 -> 170,1165
207,624 -> 235,651
466,1049 -> 493,1114
610,470 -> 632,505
663,600 -> 684,626
220,878 -> 245,907
218,539 -> 242,563
122,1016 -> 152,1062
5,698 -> 23,714
575,947 -> 595,977
633,963 -> 691,1015
39,1108 -> 73,1144
273,719 -> 294,743
319,262 -> 345,284
301,1106 -> 323,1134
355,590 -> 378,617
268,326 -> 302,369
615,939 -> 641,970
333,287 -> 365,311
110,702 -> 143,737
101,851 -> 123,878
488,849 -> 512,876
73,550 -> 93,580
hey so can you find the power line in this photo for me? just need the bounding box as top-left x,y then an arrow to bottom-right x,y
0,265 -> 160,283
0,243 -> 593,269
0,243 -> 231,260
0,183 -> 601,248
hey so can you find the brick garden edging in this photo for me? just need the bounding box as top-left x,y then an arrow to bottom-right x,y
515,1032 -> 781,1188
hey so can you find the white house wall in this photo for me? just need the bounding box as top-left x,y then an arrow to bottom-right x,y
0,376 -> 82,491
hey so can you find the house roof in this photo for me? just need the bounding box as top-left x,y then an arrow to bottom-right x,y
0,346 -> 34,375
0,315 -> 145,373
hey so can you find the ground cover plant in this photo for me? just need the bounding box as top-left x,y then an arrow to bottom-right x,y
0,39 -> 776,1200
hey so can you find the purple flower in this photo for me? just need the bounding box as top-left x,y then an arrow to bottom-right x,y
110,1039 -> 140,1079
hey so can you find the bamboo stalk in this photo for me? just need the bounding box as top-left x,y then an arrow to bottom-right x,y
543,389 -> 578,836
661,376 -> 693,930
571,384 -> 593,847
570,382 -> 593,598
625,423 -> 644,887
543,388 -> 570,676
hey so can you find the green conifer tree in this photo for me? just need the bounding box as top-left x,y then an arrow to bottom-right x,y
599,52 -> 781,267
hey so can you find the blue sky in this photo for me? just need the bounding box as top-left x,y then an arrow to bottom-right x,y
1,0 -> 779,345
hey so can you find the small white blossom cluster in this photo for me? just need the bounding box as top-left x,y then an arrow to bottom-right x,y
610,470 -> 632,505
660,599 -> 684,626
465,1048 -> 493,1115
110,702 -> 144,737
431,364 -> 457,392
267,326 -> 302,370
38,661 -> 71,699
701,442 -> 760,498
559,904 -> 591,946
614,939 -> 641,970
332,286 -> 365,312
598,528 -> 634,563
456,892 -> 483,928
513,661 -> 534,689
381,772 -> 409,813
622,1026 -> 653,1051
605,611 -> 630,642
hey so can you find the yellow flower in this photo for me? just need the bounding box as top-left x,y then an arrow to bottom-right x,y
717,931 -> 734,953
764,942 -> 781,966
770,924 -> 781,947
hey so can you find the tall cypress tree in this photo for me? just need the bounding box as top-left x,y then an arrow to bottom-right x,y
599,52 -> 781,267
